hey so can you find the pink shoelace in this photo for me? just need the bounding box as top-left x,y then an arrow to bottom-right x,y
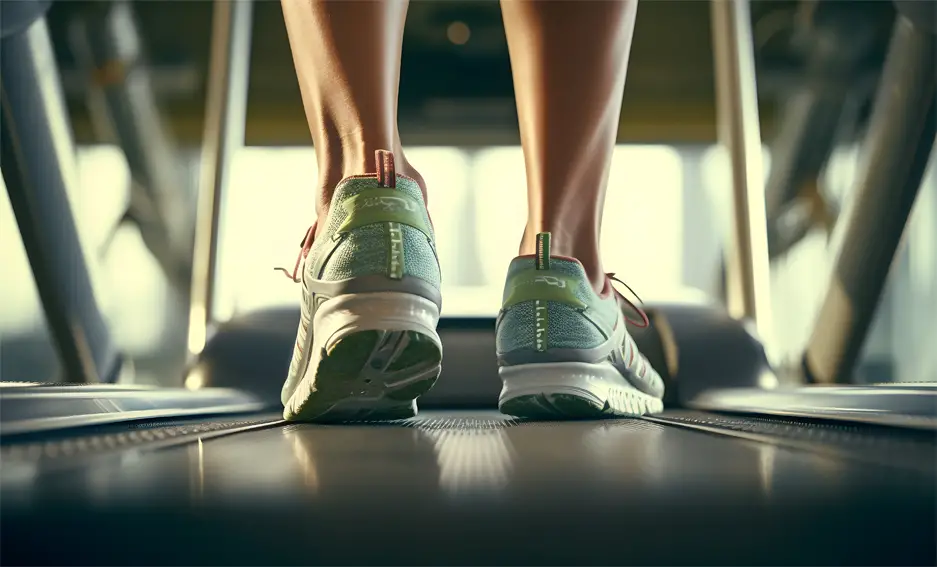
275,223 -> 316,284
607,273 -> 650,328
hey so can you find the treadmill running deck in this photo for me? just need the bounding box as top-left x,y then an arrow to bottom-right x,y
1,412 -> 934,565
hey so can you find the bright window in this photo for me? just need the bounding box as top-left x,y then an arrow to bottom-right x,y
215,145 -> 686,319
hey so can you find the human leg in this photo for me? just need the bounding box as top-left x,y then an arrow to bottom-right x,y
495,0 -> 664,418
278,0 -> 442,421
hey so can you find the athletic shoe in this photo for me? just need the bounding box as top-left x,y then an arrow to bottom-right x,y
277,150 -> 443,421
495,232 -> 664,419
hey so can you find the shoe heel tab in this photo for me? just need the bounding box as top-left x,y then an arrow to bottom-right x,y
535,232 -> 551,270
376,150 -> 396,188
514,235 -> 584,273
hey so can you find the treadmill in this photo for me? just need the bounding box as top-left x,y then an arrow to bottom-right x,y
2,0 -> 935,564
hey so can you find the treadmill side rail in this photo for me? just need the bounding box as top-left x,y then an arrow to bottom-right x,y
0,384 -> 267,438
689,384 -> 937,430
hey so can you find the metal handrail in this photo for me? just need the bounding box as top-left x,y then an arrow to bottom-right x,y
710,0 -> 775,345
186,0 -> 253,362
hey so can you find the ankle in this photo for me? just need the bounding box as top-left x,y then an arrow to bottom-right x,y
314,140 -> 427,222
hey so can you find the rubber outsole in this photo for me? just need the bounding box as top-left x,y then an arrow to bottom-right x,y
284,329 -> 442,422
497,361 -> 665,420
499,389 -> 662,421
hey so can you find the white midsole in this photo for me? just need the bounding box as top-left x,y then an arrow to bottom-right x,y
284,292 -> 442,408
312,291 -> 442,354
499,361 -> 663,407
284,291 -> 441,407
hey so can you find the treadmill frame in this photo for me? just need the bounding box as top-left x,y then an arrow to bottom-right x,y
1,4 -> 121,384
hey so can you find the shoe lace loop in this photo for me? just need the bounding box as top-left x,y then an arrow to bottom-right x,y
607,273 -> 649,328
275,224 -> 316,283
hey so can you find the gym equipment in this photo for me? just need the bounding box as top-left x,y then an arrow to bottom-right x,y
1,408 -> 934,565
1,0 -> 121,384
804,11 -> 937,385
762,1 -> 888,259
2,1 -> 935,565
68,1 -> 195,293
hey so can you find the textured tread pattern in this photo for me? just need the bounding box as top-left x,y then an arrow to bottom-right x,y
500,388 -> 664,421
403,415 -> 518,430
654,411 -> 937,473
285,330 -> 442,423
1,419 -> 276,462
661,412 -> 937,448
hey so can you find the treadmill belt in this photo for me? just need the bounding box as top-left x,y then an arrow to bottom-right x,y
2,411 -> 934,565
649,410 -> 937,473
1,416 -> 283,465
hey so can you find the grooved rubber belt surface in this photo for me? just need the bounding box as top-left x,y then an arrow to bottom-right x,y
647,409 -> 937,474
2,411 -> 934,566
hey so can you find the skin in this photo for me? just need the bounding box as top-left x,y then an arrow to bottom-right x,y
281,0 -> 638,293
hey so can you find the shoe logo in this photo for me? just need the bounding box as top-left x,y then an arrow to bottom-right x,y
534,275 -> 566,288
511,276 -> 567,290
502,272 -> 584,310
360,195 -> 418,213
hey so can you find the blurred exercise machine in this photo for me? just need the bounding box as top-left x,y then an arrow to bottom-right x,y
1,0 -> 935,564
68,1 -> 195,295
